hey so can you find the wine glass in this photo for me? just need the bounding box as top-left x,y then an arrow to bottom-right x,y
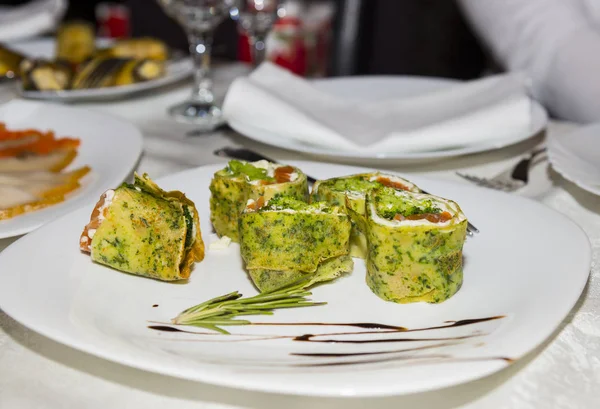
234,0 -> 280,66
157,0 -> 237,129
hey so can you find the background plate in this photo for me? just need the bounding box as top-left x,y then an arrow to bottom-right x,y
228,76 -> 548,163
0,99 -> 143,238
548,123 -> 600,196
9,37 -> 193,102
0,161 -> 590,396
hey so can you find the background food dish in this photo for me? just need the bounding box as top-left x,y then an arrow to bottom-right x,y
0,122 -> 90,220
0,161 -> 590,396
6,37 -> 192,102
2,21 -> 169,91
0,99 -> 143,238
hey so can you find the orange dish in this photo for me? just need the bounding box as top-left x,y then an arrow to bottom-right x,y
0,123 -> 90,221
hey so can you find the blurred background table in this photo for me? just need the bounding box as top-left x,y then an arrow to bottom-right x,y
0,63 -> 599,409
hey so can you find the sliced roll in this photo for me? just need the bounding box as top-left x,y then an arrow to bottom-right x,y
239,196 -> 353,292
80,173 -> 205,281
365,187 -> 467,303
71,57 -> 165,89
71,57 -> 126,89
311,172 -> 420,258
209,160 -> 309,241
0,45 -> 25,78
97,38 -> 169,61
113,58 -> 165,86
55,21 -> 96,65
19,59 -> 73,91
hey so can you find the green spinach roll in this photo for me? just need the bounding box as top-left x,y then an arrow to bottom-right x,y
209,160 -> 308,241
80,173 -> 205,281
365,187 -> 467,303
311,172 -> 420,258
239,196 -> 353,292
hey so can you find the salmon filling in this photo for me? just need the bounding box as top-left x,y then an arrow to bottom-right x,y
253,166 -> 295,186
0,123 -> 80,158
274,166 -> 295,183
80,189 -> 114,252
245,196 -> 266,212
393,211 -> 453,223
376,176 -> 411,191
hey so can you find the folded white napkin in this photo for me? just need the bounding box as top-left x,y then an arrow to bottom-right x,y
0,0 -> 67,42
223,62 -> 533,153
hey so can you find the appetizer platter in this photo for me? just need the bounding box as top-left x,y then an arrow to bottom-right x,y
0,99 -> 142,238
0,161 -> 590,396
0,21 -> 193,102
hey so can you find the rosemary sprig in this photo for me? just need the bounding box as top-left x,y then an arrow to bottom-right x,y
171,278 -> 325,334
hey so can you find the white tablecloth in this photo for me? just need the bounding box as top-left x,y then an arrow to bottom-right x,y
1,64 -> 599,409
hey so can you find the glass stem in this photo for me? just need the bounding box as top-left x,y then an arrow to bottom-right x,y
187,31 -> 214,104
249,34 -> 267,67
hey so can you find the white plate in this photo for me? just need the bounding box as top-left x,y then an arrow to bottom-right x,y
548,123 -> 600,196
0,99 -> 142,238
0,162 -> 590,397
9,37 -> 193,102
228,77 -> 548,162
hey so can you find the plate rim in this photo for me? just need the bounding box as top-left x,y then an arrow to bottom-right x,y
0,161 -> 592,397
228,76 -> 548,161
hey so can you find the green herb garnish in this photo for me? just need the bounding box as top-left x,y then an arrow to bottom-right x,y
171,278 -> 325,334
374,187 -> 441,219
260,196 -> 338,213
182,205 -> 194,251
226,160 -> 275,182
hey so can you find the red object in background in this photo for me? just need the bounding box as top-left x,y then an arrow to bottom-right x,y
237,0 -> 334,77
238,33 -> 252,63
96,3 -> 130,39
267,9 -> 307,75
272,46 -> 306,75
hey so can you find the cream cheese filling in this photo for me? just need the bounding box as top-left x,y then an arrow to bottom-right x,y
248,161 -> 298,184
370,191 -> 465,228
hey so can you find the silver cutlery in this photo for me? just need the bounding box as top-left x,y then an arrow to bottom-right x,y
457,147 -> 546,192
214,146 -> 480,236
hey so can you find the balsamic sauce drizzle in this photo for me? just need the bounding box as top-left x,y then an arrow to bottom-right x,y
148,315 -> 511,366
251,322 -> 407,331
407,316 -> 505,332
148,325 -> 203,334
292,333 -> 481,344
148,315 -> 505,339
250,315 -> 504,334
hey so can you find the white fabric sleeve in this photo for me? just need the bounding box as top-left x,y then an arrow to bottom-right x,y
458,0 -> 600,123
